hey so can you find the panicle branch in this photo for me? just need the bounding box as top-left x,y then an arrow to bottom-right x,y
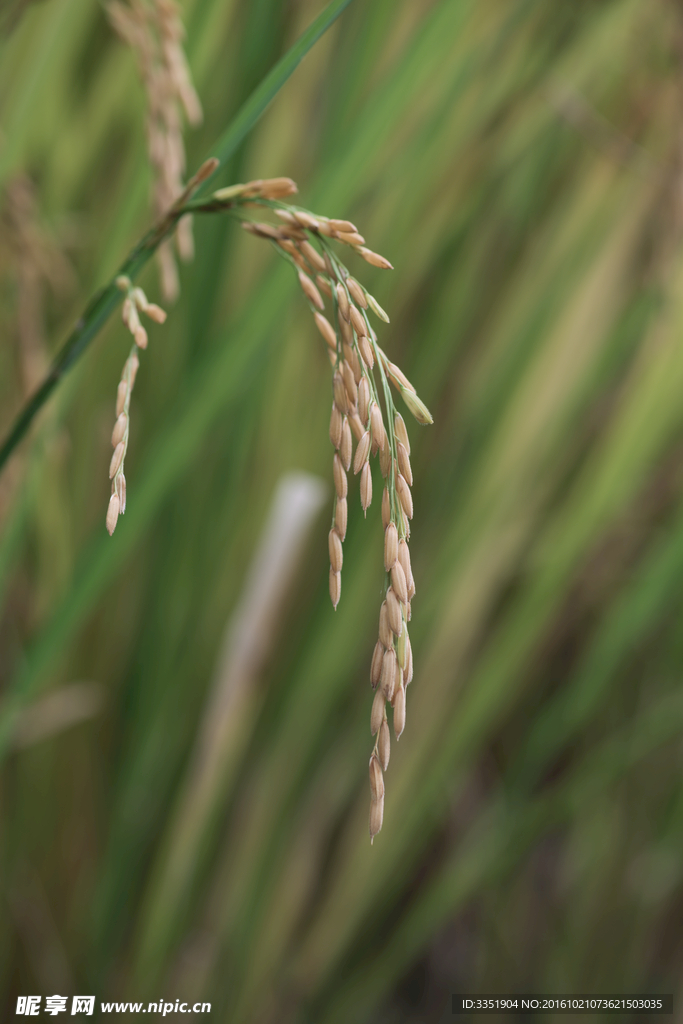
226,179 -> 433,840
105,277 -> 167,536
106,0 -> 203,300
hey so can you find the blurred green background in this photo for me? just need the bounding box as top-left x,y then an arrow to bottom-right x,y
2,0 -> 683,1020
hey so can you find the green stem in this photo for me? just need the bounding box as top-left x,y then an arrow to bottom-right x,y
0,0 -> 354,474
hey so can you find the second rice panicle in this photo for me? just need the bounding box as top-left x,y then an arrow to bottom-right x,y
105,276 -> 167,537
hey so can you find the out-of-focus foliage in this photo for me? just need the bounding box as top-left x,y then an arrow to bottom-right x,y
2,0 -> 683,1020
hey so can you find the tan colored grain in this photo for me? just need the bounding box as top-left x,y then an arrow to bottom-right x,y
314,312 -> 337,350
333,372 -> 349,414
348,409 -> 365,442
329,218 -> 358,233
358,333 -> 374,368
293,211 -> 320,231
346,277 -> 367,308
356,247 -> 393,270
338,308 -> 353,347
378,719 -> 390,770
349,305 -> 367,337
390,560 -> 408,605
106,494 -> 120,536
243,221 -> 282,240
369,754 -> 384,800
403,634 -> 413,685
397,441 -> 413,485
144,303 -> 167,324
384,522 -> 398,571
381,648 -> 398,702
258,177 -> 297,198
379,601 -> 393,649
393,684 -> 406,739
398,539 -> 414,597
342,360 -> 358,406
394,412 -> 410,454
386,361 -> 415,392
299,240 -> 326,273
333,453 -> 347,499
396,472 -> 413,519
134,325 -> 148,349
329,567 -> 341,609
329,404 -> 343,449
369,793 -> 384,841
109,442 -> 125,479
328,528 -> 343,573
127,351 -> 139,387
353,430 -> 371,474
381,486 -> 391,529
371,689 -> 385,735
115,472 -> 126,512
336,282 -> 350,321
370,640 -> 385,687
340,417 -> 352,471
274,209 -> 297,224
279,239 -> 309,272
121,296 -> 133,330
370,401 -> 386,453
342,342 -> 362,384
111,413 -> 127,448
337,231 -> 365,246
360,461 -> 372,513
335,496 -> 348,540
316,274 -> 332,297
386,587 -> 402,635
298,271 -> 324,310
